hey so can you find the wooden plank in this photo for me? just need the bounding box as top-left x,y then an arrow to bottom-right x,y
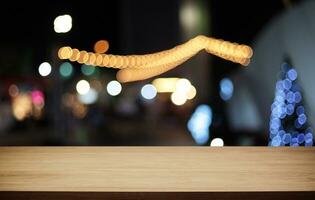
0,147 -> 314,192
1,192 -> 315,200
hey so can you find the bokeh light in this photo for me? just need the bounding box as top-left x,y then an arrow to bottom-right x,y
12,94 -> 33,121
94,40 -> 109,54
59,62 -> 73,78
54,14 -> 72,33
171,91 -> 187,106
220,78 -> 234,101
76,80 -> 90,95
152,78 -> 179,93
8,84 -> 19,97
31,90 -> 44,106
141,84 -> 157,100
186,85 -> 197,100
106,80 -> 122,96
187,104 -> 212,145
175,78 -> 191,93
38,62 -> 52,77
81,64 -> 96,76
210,138 -> 224,147
78,88 -> 98,105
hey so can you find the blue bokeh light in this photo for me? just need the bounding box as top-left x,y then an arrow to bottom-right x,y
287,69 -> 297,81
296,106 -> 305,115
298,113 -> 307,125
219,78 -> 234,101
283,79 -> 292,90
271,135 -> 281,146
187,104 -> 212,145
282,133 -> 291,144
297,133 -> 305,144
286,91 -> 295,103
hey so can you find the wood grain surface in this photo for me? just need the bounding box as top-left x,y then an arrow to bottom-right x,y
0,147 -> 314,192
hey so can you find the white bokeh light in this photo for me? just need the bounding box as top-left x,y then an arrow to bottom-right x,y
171,91 -> 187,106
38,62 -> 52,77
210,138 -> 224,147
78,88 -> 98,105
176,78 -> 191,93
76,80 -> 90,95
54,14 -> 72,33
106,80 -> 122,96
141,84 -> 157,100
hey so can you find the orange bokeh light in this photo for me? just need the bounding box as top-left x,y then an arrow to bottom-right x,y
94,40 -> 109,54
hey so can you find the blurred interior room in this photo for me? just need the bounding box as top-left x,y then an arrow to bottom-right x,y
0,0 -> 314,147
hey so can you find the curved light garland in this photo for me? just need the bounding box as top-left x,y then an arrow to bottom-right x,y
58,35 -> 253,83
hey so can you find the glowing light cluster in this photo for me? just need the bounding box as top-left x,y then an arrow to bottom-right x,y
171,78 -> 196,106
187,104 -> 212,145
54,14 -> 72,33
11,90 -> 45,121
12,94 -> 33,121
151,77 -> 197,106
269,63 -> 313,147
58,35 -> 253,83
62,93 -> 88,119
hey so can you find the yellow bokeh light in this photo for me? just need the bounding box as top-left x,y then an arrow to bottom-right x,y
58,46 -> 72,59
69,48 -> 80,61
171,91 -> 187,106
59,35 -> 253,83
152,78 -> 179,93
12,94 -> 33,121
186,85 -> 197,100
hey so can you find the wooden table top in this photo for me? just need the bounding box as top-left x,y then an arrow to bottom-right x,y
0,147 -> 314,192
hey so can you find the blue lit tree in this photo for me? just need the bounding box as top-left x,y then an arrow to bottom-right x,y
269,63 -> 313,146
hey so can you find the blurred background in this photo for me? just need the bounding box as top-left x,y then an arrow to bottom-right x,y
0,0 -> 314,146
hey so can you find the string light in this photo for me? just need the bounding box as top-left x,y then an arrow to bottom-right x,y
58,35 -> 253,82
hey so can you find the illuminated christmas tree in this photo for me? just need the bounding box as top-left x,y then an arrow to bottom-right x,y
269,63 -> 313,146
